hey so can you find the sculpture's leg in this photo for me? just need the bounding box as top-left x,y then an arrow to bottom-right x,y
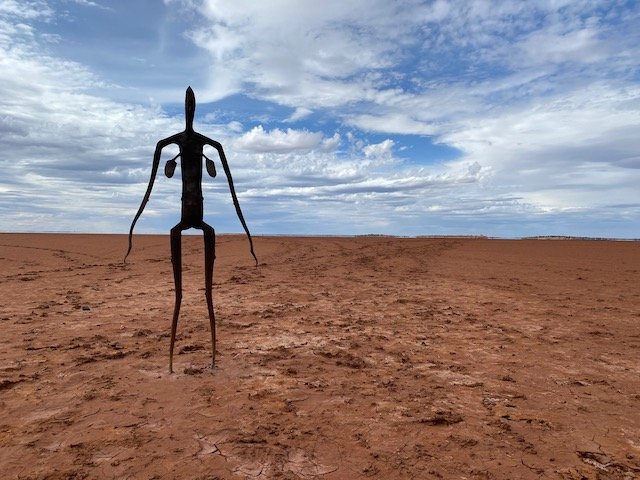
202,221 -> 216,368
169,222 -> 184,373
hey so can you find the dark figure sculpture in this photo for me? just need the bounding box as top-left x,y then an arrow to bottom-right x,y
124,86 -> 257,373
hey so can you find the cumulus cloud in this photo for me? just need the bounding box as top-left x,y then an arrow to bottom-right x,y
363,139 -> 394,159
233,125 -> 339,153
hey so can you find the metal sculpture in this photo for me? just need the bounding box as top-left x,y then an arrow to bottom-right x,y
124,86 -> 257,373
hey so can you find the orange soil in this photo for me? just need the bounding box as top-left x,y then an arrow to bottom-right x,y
0,234 -> 638,479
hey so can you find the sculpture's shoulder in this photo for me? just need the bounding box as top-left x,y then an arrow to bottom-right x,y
157,132 -> 183,147
193,131 -> 220,147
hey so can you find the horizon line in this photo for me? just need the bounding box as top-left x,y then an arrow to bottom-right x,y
0,231 -> 638,241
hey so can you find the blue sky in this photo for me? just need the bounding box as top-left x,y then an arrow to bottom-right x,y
0,0 -> 639,237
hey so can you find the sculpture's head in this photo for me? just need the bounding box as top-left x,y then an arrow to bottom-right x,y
185,86 -> 196,130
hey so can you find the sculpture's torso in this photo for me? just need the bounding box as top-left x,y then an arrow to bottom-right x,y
176,131 -> 207,226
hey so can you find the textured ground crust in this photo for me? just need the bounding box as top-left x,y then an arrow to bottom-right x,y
0,234 -> 639,479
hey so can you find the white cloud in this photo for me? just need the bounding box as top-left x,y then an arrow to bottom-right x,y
233,125 -> 338,153
69,0 -> 109,9
179,0 -> 426,106
348,113 -> 438,136
287,107 -> 312,122
0,1 -> 52,20
226,120 -> 243,133
518,26 -> 607,66
363,139 -> 394,159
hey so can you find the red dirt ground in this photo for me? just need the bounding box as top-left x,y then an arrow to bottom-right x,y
0,234 -> 638,479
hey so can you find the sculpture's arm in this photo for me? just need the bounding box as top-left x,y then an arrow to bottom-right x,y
205,138 -> 258,266
124,136 -> 176,263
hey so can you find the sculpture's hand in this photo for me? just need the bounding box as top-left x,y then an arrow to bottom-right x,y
165,153 -> 180,178
203,154 -> 217,178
